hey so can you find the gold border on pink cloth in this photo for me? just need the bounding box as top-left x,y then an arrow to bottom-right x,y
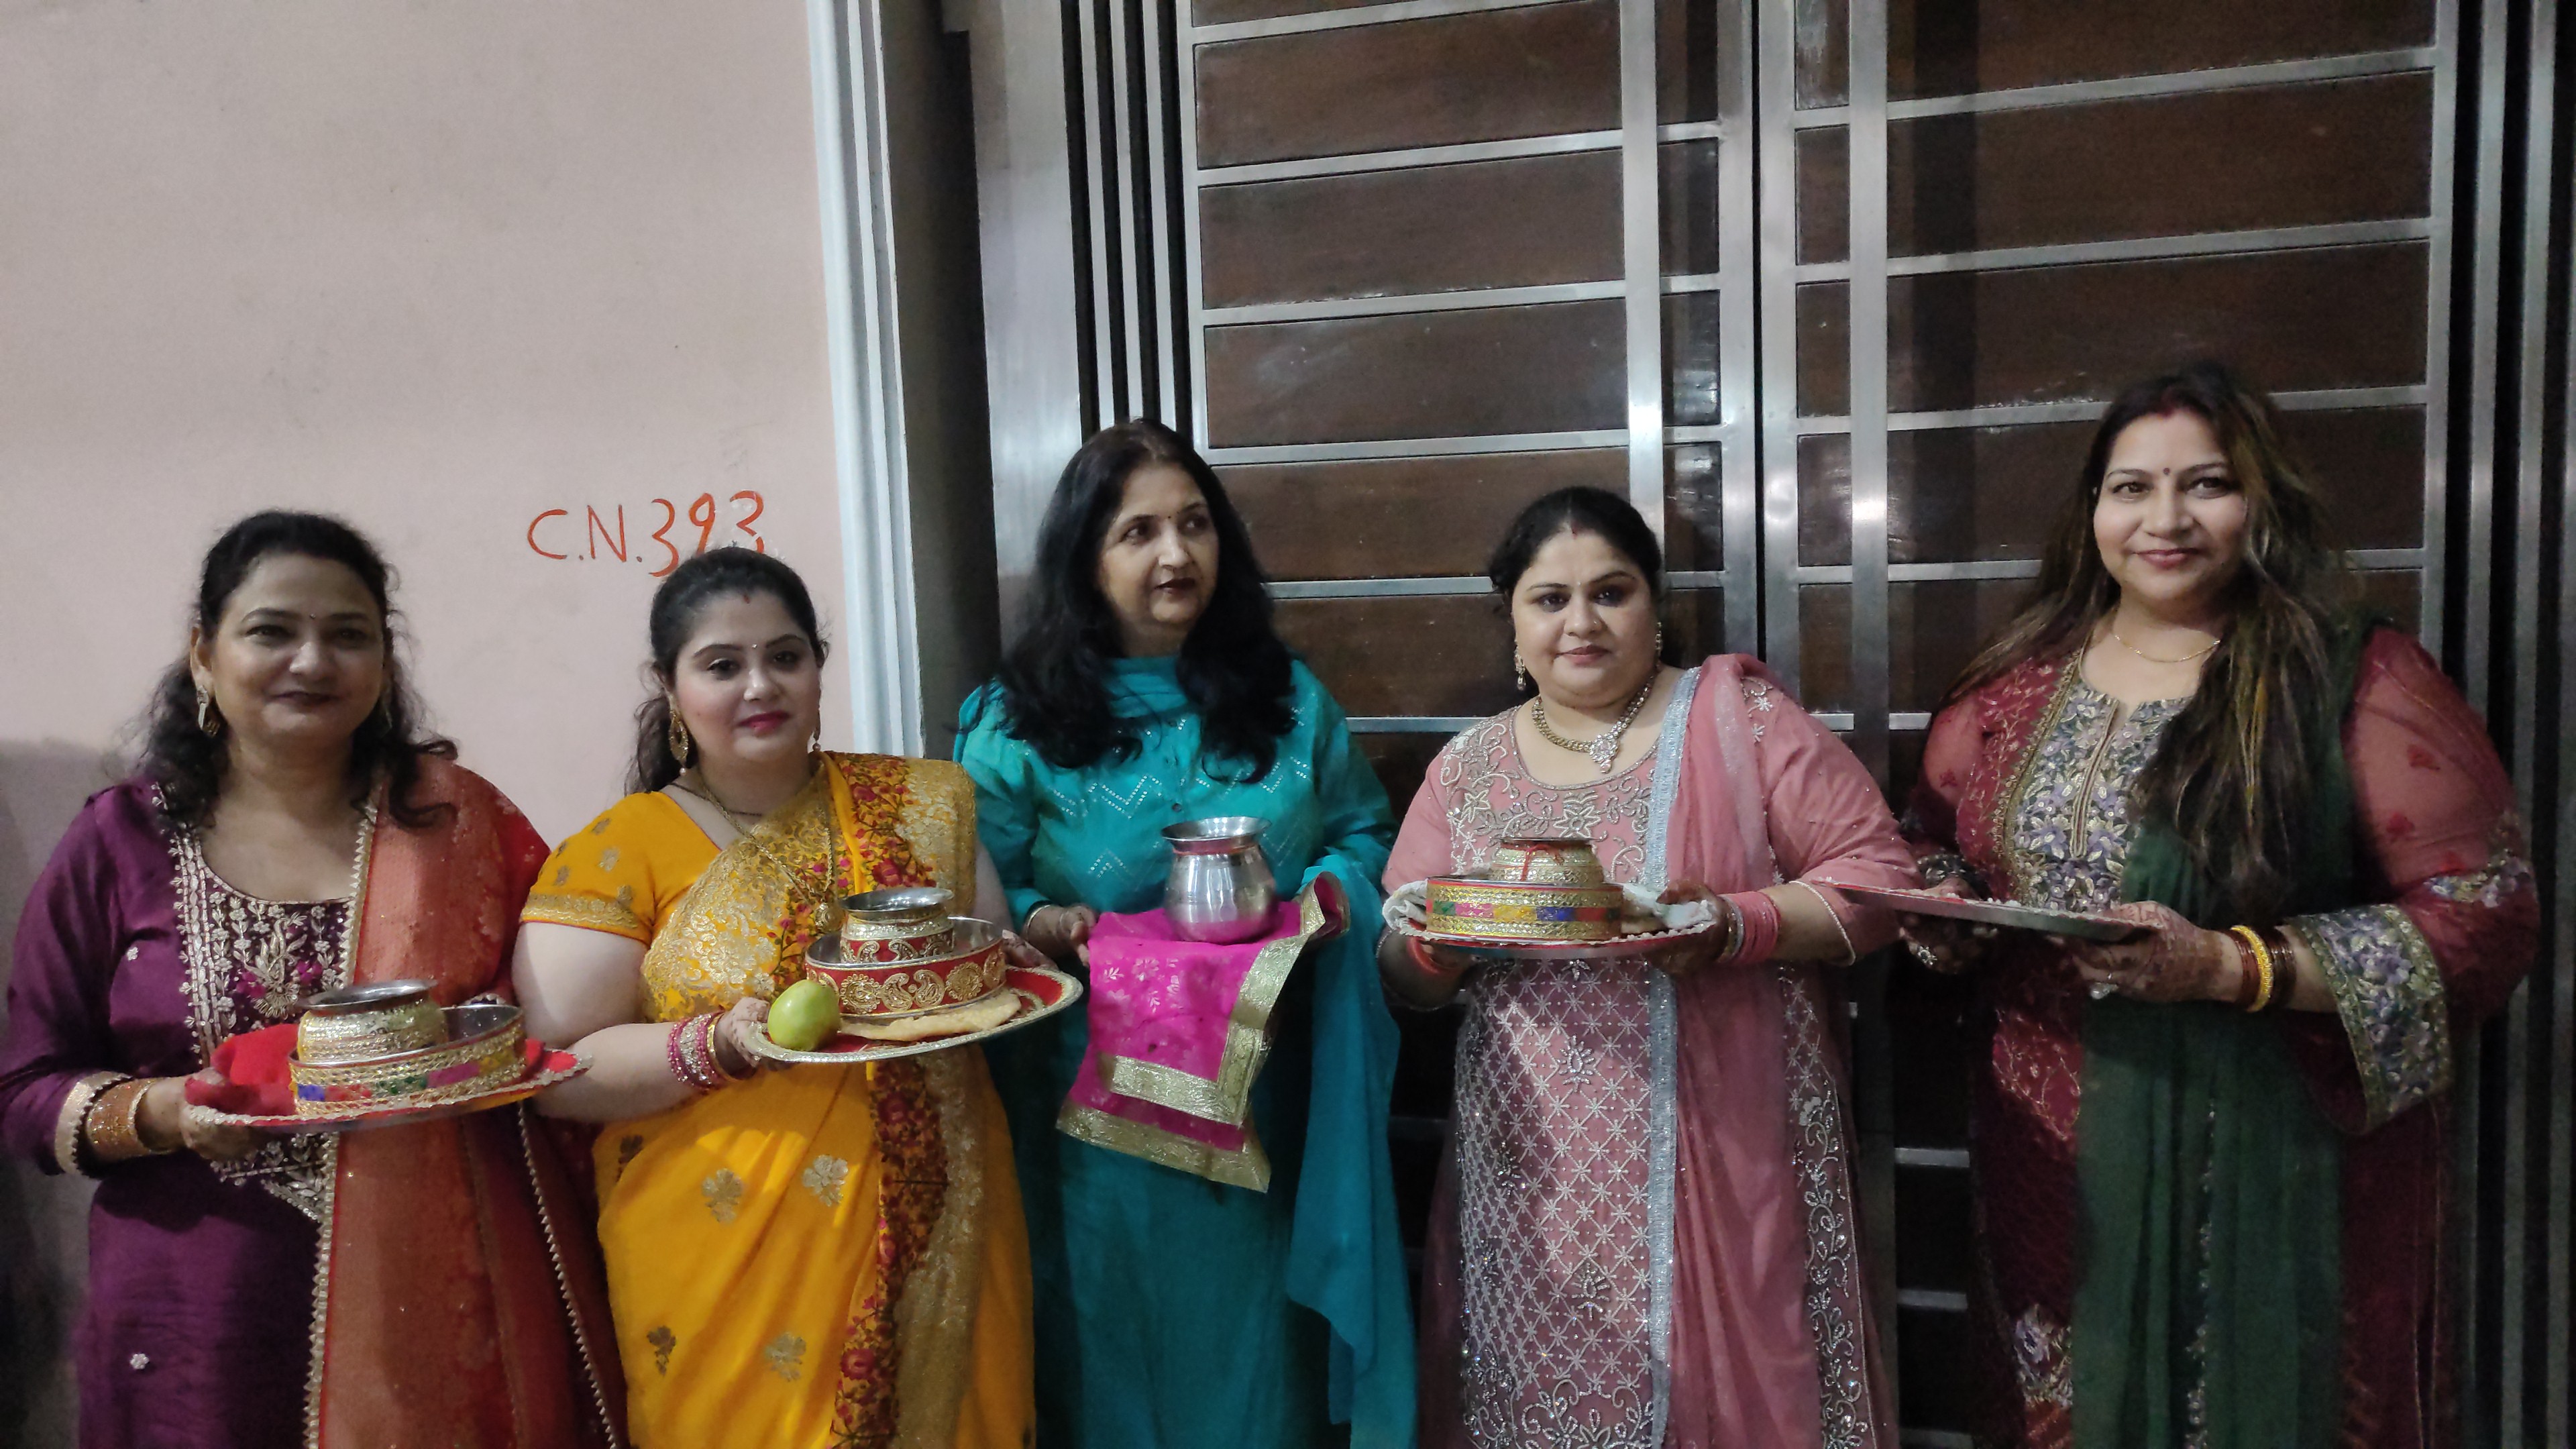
1093,881 -> 1329,1127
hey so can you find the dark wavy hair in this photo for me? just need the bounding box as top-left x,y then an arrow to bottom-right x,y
144,511 -> 455,831
1486,486 -> 1676,693
627,547 -> 830,794
1945,360 -> 2355,918
972,419 -> 1294,777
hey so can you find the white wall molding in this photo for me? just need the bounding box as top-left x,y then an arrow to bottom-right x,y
808,0 -> 925,755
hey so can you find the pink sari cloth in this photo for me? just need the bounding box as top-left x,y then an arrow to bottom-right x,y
1064,882 -> 1342,1173
1388,656 -> 1914,1449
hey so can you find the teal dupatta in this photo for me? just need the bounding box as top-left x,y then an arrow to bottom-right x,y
2070,623 -> 2376,1449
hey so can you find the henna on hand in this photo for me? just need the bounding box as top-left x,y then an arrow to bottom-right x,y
2066,902 -> 2237,1004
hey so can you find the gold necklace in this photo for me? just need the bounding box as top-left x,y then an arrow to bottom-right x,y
1529,679 -> 1656,773
2106,623 -> 2221,665
672,773 -> 765,831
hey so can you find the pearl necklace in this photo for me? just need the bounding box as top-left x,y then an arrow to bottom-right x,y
1529,679 -> 1656,773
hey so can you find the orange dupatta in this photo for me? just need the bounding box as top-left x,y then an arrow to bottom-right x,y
307,757 -> 625,1449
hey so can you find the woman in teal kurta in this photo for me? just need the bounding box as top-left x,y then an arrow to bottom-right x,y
955,421 -> 1413,1448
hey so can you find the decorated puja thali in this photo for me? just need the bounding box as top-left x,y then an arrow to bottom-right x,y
195,979 -> 586,1134
1387,837 -> 1723,961
751,886 -> 1083,1066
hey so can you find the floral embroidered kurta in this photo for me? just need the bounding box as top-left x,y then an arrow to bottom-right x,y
955,656 -> 1415,1449
1903,631 -> 2538,1449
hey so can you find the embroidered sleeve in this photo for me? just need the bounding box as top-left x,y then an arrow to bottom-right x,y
2280,905 -> 2451,1129
519,800 -> 660,943
2284,631 -> 2539,1130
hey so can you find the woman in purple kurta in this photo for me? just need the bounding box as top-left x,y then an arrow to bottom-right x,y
0,512 -> 617,1449
3,781 -> 333,1442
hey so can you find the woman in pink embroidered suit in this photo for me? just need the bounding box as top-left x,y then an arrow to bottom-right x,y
1896,362 -> 2536,1449
1379,486 -> 1916,1449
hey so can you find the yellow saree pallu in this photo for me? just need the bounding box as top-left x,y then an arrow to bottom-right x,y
592,754 -> 1033,1449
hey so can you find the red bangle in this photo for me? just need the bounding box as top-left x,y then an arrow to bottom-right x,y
667,1014 -> 730,1092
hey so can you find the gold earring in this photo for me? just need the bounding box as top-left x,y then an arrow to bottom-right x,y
1513,650 -> 1528,692
1656,622 -> 1666,657
195,687 -> 221,737
667,702 -> 692,766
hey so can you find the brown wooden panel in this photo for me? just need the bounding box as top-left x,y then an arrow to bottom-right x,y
1797,426 -> 2082,566
1205,299 -> 1625,446
1197,1 -> 1618,169
1224,449 -> 1625,579
1360,733 -> 1453,826
1278,594 -> 1518,716
1794,0 -> 2431,108
1795,409 -> 2426,566
1201,154 -> 1620,307
2287,409 -> 2427,549
1666,444 -> 1721,574
1661,140 -> 1721,276
1797,244 -> 2429,417
1666,290 -> 1722,426
1799,580 -> 2030,714
1656,0 -> 1719,122
1798,76 -> 2433,264
2357,568 -> 2423,637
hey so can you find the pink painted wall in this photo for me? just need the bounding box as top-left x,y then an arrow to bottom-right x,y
0,3 -> 845,1439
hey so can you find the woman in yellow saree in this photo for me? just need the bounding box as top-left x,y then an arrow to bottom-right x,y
511,548 -> 1035,1448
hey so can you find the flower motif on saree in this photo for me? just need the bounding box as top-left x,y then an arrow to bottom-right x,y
701,1169 -> 745,1223
802,1154 -> 850,1208
645,1326 -> 676,1375
764,1332 -> 807,1381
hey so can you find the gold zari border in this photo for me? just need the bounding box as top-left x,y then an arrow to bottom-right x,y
1095,882 -> 1326,1128
521,892 -> 651,942
1057,1101 -> 1271,1191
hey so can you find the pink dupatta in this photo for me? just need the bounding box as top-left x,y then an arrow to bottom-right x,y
1658,657 -> 1895,1449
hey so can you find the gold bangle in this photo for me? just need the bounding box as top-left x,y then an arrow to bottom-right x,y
2229,925 -> 2275,1013
82,1077 -> 169,1164
54,1071 -> 127,1175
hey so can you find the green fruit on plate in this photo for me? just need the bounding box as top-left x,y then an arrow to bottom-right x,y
767,980 -> 841,1052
